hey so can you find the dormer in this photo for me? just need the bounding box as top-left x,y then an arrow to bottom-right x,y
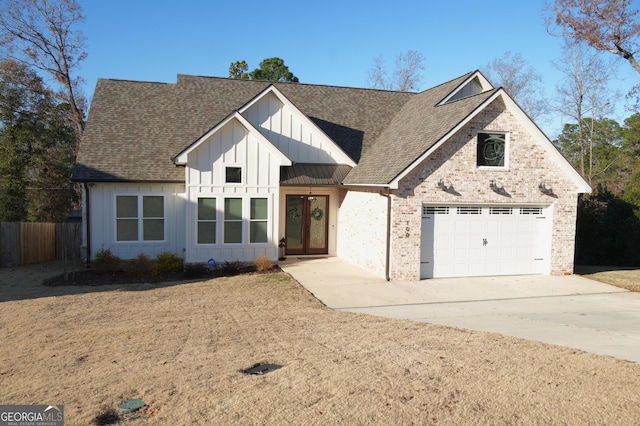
437,71 -> 494,105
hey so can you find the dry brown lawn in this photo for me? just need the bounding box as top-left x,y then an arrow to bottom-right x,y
2,262 -> 640,425
576,266 -> 640,292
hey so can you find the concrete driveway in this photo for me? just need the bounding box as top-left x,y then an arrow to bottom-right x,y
280,257 -> 640,363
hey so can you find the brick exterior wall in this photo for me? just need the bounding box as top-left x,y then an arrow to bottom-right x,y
336,188 -> 389,277
388,98 -> 581,280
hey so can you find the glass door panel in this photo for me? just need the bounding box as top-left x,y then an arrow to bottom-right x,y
285,194 -> 328,255
286,196 -> 304,253
308,196 -> 328,253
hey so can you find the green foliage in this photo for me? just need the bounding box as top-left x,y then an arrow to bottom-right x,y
575,187 -> 640,266
554,117 -> 630,191
229,57 -> 299,82
155,251 -> 183,274
0,59 -> 78,222
93,248 -> 122,274
622,169 -> 640,220
229,60 -> 249,80
621,113 -> 640,157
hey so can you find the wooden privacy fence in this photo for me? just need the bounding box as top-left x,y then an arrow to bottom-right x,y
0,222 -> 82,267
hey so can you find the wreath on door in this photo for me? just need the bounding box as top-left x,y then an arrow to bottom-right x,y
310,206 -> 324,221
288,207 -> 301,220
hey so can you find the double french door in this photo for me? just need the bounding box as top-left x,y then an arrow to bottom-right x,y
285,195 -> 328,255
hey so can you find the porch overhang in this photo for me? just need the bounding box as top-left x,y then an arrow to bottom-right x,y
280,163 -> 352,186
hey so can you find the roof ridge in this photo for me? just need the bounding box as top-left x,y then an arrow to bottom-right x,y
176,73 -> 417,94
98,77 -> 173,86
417,70 -> 476,95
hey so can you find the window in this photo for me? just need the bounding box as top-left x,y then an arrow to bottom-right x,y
116,196 -> 138,241
143,196 -> 164,240
457,206 -> 482,215
224,198 -> 242,243
250,198 -> 268,243
116,195 -> 164,241
520,207 -> 543,215
477,133 -> 506,167
489,207 -> 513,215
225,166 -> 242,183
197,198 -> 216,244
423,206 -> 449,215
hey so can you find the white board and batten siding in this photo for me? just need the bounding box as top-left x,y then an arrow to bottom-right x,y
184,118 -> 285,263
420,205 -> 552,278
241,91 -> 355,166
87,183 -> 186,260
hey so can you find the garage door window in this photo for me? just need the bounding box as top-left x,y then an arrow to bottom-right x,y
457,206 -> 481,215
489,207 -> 513,214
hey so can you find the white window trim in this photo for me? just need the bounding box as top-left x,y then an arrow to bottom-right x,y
223,164 -> 244,185
114,194 -> 166,243
249,196 -> 270,245
196,196 -> 218,246
476,131 -> 509,170
194,195 -> 272,246
223,197 -> 244,245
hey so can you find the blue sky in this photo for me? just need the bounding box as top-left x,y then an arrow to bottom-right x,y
78,0 -> 637,137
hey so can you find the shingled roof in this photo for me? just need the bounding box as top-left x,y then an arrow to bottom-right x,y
73,71 -> 495,185
343,73 -> 498,185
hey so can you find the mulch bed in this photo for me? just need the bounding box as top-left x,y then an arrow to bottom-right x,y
43,264 -> 282,287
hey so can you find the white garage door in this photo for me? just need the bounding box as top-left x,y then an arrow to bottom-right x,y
420,205 -> 551,278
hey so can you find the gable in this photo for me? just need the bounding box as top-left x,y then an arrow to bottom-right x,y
240,87 -> 356,166
389,90 -> 591,193
174,112 -> 291,187
437,71 -> 494,105
343,74 -> 497,187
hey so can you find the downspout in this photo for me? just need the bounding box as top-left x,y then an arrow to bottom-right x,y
381,188 -> 392,281
83,182 -> 91,268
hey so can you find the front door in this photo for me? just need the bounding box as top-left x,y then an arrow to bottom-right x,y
285,195 -> 328,255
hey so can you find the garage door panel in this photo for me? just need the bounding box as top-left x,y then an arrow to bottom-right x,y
421,205 -> 551,278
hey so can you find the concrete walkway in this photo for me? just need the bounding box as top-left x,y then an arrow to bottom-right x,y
280,257 -> 640,363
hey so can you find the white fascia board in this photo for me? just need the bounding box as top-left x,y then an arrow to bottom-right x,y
437,70 -> 494,106
388,91 -> 503,189
173,111 -> 292,166
389,89 -> 592,193
500,92 -> 591,194
238,85 -> 357,167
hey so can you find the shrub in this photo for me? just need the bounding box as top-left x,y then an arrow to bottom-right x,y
155,251 -> 183,273
93,248 -> 122,274
184,262 -> 207,278
126,253 -> 155,278
220,260 -> 244,275
253,255 -> 274,272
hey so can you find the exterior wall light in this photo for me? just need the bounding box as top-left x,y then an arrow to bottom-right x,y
489,180 -> 503,193
538,183 -> 554,196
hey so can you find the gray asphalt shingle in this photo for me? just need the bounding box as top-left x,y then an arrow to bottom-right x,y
73,72 -> 490,186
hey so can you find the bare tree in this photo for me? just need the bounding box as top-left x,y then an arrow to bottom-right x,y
0,0 -> 87,133
367,50 -> 425,92
553,41 -> 619,182
483,51 -> 547,119
545,0 -> 640,74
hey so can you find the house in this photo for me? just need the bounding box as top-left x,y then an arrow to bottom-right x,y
72,71 -> 591,280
